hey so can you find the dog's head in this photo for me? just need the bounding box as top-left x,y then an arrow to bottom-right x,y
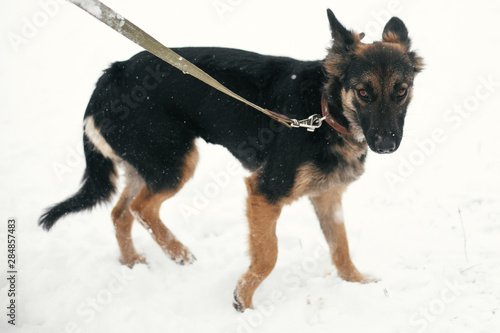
324,9 -> 423,154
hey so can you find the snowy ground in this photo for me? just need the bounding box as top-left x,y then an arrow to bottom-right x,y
1,0 -> 499,332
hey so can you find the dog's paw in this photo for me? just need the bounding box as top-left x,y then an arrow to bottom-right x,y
359,275 -> 379,284
339,267 -> 378,284
164,243 -> 196,265
120,254 -> 147,268
172,251 -> 196,265
233,288 -> 250,312
233,280 -> 255,312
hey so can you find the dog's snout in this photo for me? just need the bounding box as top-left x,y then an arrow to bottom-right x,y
374,135 -> 397,154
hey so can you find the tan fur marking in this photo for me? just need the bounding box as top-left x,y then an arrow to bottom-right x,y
354,40 -> 407,57
235,173 -> 283,310
111,166 -> 144,267
289,163 -> 330,200
310,188 -> 371,282
128,143 -> 199,264
412,56 -> 425,73
332,139 -> 367,165
112,186 -> 144,267
323,55 -> 342,78
83,115 -> 119,191
289,156 -> 364,203
323,32 -> 364,78
387,40 -> 408,53
382,31 -> 402,45
341,89 -> 366,142
369,72 -> 382,92
130,187 -> 196,264
354,41 -> 373,54
352,32 -> 363,44
84,116 -> 119,161
383,74 -> 399,98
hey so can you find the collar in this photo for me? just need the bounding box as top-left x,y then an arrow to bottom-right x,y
321,92 -> 353,135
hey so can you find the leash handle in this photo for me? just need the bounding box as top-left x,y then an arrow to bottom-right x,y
68,0 -> 295,128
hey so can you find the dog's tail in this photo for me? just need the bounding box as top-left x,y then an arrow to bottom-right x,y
39,134 -> 117,230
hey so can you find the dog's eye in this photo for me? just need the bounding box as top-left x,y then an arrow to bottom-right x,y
357,89 -> 369,99
397,88 -> 407,98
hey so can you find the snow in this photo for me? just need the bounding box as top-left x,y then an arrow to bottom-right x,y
71,0 -> 103,19
1,0 -> 499,332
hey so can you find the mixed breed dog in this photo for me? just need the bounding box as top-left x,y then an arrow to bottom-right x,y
40,10 -> 423,311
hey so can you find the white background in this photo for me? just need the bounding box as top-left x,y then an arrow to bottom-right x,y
1,0 -> 499,332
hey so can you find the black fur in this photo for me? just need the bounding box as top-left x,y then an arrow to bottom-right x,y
103,47 -> 340,202
40,10 -> 421,228
39,135 -> 116,230
383,17 -> 409,45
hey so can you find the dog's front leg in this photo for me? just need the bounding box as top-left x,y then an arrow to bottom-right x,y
233,174 -> 283,312
310,187 -> 373,283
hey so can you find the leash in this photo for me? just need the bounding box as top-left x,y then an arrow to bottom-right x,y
68,0 -> 351,134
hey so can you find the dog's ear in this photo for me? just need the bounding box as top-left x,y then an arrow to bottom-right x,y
325,9 -> 361,79
382,17 -> 410,47
383,17 -> 424,73
327,9 -> 359,52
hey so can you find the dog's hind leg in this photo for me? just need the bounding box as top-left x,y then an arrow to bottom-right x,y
233,173 -> 283,311
111,166 -> 145,268
130,188 -> 196,265
129,145 -> 199,265
310,187 -> 373,283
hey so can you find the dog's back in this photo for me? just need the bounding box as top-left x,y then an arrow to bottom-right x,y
85,47 -> 323,168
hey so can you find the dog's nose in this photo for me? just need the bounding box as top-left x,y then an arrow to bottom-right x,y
374,135 -> 397,154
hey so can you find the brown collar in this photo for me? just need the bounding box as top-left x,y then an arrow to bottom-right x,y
321,92 -> 353,135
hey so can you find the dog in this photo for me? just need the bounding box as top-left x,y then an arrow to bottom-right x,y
39,9 -> 423,311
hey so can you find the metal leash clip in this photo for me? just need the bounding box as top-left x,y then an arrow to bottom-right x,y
290,114 -> 326,132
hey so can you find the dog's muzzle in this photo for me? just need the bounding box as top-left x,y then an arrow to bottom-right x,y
373,135 -> 397,154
